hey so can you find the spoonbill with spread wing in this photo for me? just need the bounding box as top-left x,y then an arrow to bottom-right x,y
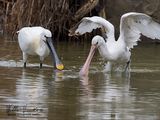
17,26 -> 64,70
69,12 -> 160,76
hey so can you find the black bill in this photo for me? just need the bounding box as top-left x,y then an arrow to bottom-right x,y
46,37 -> 64,70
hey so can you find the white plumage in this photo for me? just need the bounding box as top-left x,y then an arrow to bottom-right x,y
18,27 -> 50,60
71,12 -> 160,75
17,26 -> 64,70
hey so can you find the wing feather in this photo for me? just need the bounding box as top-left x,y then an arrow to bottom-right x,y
69,16 -> 115,38
119,12 -> 160,49
75,17 -> 102,34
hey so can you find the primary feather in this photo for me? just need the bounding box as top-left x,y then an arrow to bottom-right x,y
119,12 -> 160,49
75,16 -> 115,38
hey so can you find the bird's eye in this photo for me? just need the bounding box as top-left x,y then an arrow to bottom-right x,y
44,35 -> 48,38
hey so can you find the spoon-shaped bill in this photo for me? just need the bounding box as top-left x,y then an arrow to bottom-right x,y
46,37 -> 64,70
79,45 -> 96,76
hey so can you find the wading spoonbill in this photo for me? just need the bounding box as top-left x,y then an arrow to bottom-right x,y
17,26 -> 64,70
69,12 -> 160,76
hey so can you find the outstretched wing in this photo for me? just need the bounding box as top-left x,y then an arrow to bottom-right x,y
75,17 -> 102,35
69,16 -> 115,38
119,12 -> 160,49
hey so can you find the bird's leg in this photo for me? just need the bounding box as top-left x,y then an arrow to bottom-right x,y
40,56 -> 44,68
125,60 -> 131,72
23,52 -> 28,68
40,62 -> 43,68
24,62 -> 26,68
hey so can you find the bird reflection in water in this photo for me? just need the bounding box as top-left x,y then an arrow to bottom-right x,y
53,70 -> 64,82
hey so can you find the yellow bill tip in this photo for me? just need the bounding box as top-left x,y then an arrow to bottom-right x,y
56,64 -> 64,70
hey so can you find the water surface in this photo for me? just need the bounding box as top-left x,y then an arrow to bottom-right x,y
0,37 -> 160,120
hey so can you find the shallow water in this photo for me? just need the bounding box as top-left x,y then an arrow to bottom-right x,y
0,37 -> 160,120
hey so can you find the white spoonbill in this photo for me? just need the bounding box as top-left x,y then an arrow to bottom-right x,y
69,12 -> 160,76
17,26 -> 64,70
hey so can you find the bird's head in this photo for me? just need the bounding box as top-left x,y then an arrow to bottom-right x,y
41,29 -> 52,41
79,35 -> 105,77
91,35 -> 106,48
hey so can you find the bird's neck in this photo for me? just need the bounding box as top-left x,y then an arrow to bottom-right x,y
36,40 -> 49,57
98,35 -> 117,60
98,42 -> 110,59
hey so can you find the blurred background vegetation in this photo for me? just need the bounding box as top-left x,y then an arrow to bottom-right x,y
0,0 -> 160,42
